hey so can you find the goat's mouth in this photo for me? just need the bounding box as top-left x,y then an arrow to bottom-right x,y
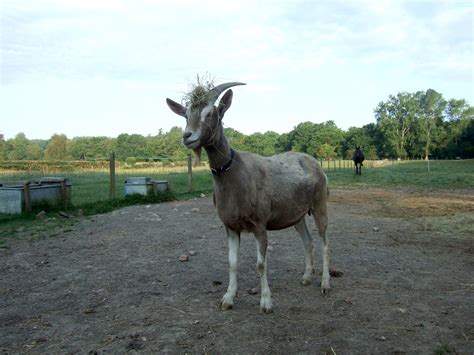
184,138 -> 200,149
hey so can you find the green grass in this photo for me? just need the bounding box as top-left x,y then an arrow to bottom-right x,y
326,159 -> 474,190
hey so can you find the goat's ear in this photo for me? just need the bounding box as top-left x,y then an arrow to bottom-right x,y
166,98 -> 187,117
218,89 -> 233,119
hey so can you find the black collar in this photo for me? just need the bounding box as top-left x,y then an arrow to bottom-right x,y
211,149 -> 235,177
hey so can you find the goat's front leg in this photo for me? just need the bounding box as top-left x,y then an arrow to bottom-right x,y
255,230 -> 273,313
220,228 -> 240,311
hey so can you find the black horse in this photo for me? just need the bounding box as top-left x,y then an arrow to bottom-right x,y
352,146 -> 365,175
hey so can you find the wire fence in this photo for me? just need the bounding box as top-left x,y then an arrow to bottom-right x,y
0,154 -> 404,211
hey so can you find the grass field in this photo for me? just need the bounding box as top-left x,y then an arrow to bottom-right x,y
1,159 -> 473,208
327,159 -> 474,190
0,159 -> 472,246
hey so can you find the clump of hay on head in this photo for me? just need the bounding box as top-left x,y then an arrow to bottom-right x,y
183,74 -> 215,109
182,74 -> 215,166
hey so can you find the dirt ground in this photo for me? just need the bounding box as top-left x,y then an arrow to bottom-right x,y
1,188 -> 473,354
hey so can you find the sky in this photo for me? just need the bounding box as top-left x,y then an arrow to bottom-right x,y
0,0 -> 473,140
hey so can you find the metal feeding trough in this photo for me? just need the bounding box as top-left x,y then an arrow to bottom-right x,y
124,177 -> 169,196
0,177 -> 71,214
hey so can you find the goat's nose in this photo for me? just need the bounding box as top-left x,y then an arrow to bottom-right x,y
183,132 -> 192,140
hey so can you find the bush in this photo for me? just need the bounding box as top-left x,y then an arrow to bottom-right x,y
125,157 -> 137,166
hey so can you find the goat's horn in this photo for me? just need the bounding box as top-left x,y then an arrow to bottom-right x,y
209,82 -> 246,103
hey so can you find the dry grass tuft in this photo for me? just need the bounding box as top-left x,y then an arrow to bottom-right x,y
183,74 -> 215,109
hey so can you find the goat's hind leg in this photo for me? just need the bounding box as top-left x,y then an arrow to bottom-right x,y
313,195 -> 330,294
255,229 -> 273,313
294,218 -> 314,285
220,228 -> 240,311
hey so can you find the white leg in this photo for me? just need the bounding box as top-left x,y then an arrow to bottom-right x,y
313,204 -> 330,293
255,231 -> 273,313
220,228 -> 240,310
294,218 -> 314,285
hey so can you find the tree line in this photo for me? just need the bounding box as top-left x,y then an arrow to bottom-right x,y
1,89 -> 472,162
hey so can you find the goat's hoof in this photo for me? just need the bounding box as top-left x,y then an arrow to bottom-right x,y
260,305 -> 273,314
301,278 -> 312,286
321,287 -> 331,295
260,298 -> 273,314
220,302 -> 233,311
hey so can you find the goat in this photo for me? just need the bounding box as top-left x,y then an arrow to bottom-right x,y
166,82 -> 330,313
352,146 -> 365,175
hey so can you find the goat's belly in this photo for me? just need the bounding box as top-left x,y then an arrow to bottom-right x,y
266,211 -> 307,231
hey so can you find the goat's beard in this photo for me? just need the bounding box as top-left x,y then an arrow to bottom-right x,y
193,147 -> 202,167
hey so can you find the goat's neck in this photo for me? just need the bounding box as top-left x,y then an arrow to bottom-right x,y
204,135 -> 233,172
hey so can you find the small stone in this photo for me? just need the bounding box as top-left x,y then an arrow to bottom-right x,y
82,308 -> 96,314
59,211 -> 70,218
36,211 -> 46,220
127,339 -> 145,350
373,227 -> 379,232
248,287 -> 259,295
194,320 -> 200,324
397,308 -> 407,314
189,250 -> 197,256
200,193 -> 206,198
179,255 -> 189,262
172,208 -> 179,212
376,336 -> 387,341
145,205 -> 151,208
191,208 -> 200,212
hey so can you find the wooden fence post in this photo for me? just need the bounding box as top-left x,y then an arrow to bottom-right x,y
187,153 -> 193,192
60,178 -> 68,209
24,181 -> 32,212
110,152 -> 116,199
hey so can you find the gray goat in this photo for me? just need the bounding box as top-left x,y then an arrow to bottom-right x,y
166,82 -> 330,313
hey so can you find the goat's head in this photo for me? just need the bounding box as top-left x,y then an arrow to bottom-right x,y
166,82 -> 245,154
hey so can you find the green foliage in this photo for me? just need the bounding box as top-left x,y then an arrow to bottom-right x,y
289,121 -> 345,159
44,134 -> 70,160
7,133 -> 43,160
68,136 -> 115,160
125,157 -> 137,166
244,131 -> 279,156
0,89 -> 472,161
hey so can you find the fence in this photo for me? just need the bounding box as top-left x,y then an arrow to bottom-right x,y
0,154 -> 401,210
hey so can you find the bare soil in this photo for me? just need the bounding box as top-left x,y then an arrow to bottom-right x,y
1,188 -> 473,354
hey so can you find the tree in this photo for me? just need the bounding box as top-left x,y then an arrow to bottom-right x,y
7,133 -> 30,160
416,89 -> 446,160
116,134 -> 148,160
0,140 -> 9,161
288,121 -> 344,158
244,131 -> 279,156
44,134 -> 69,160
147,127 -> 188,160
375,93 -> 418,159
343,126 -> 378,159
224,128 -> 247,151
68,136 -> 115,159
443,99 -> 474,157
